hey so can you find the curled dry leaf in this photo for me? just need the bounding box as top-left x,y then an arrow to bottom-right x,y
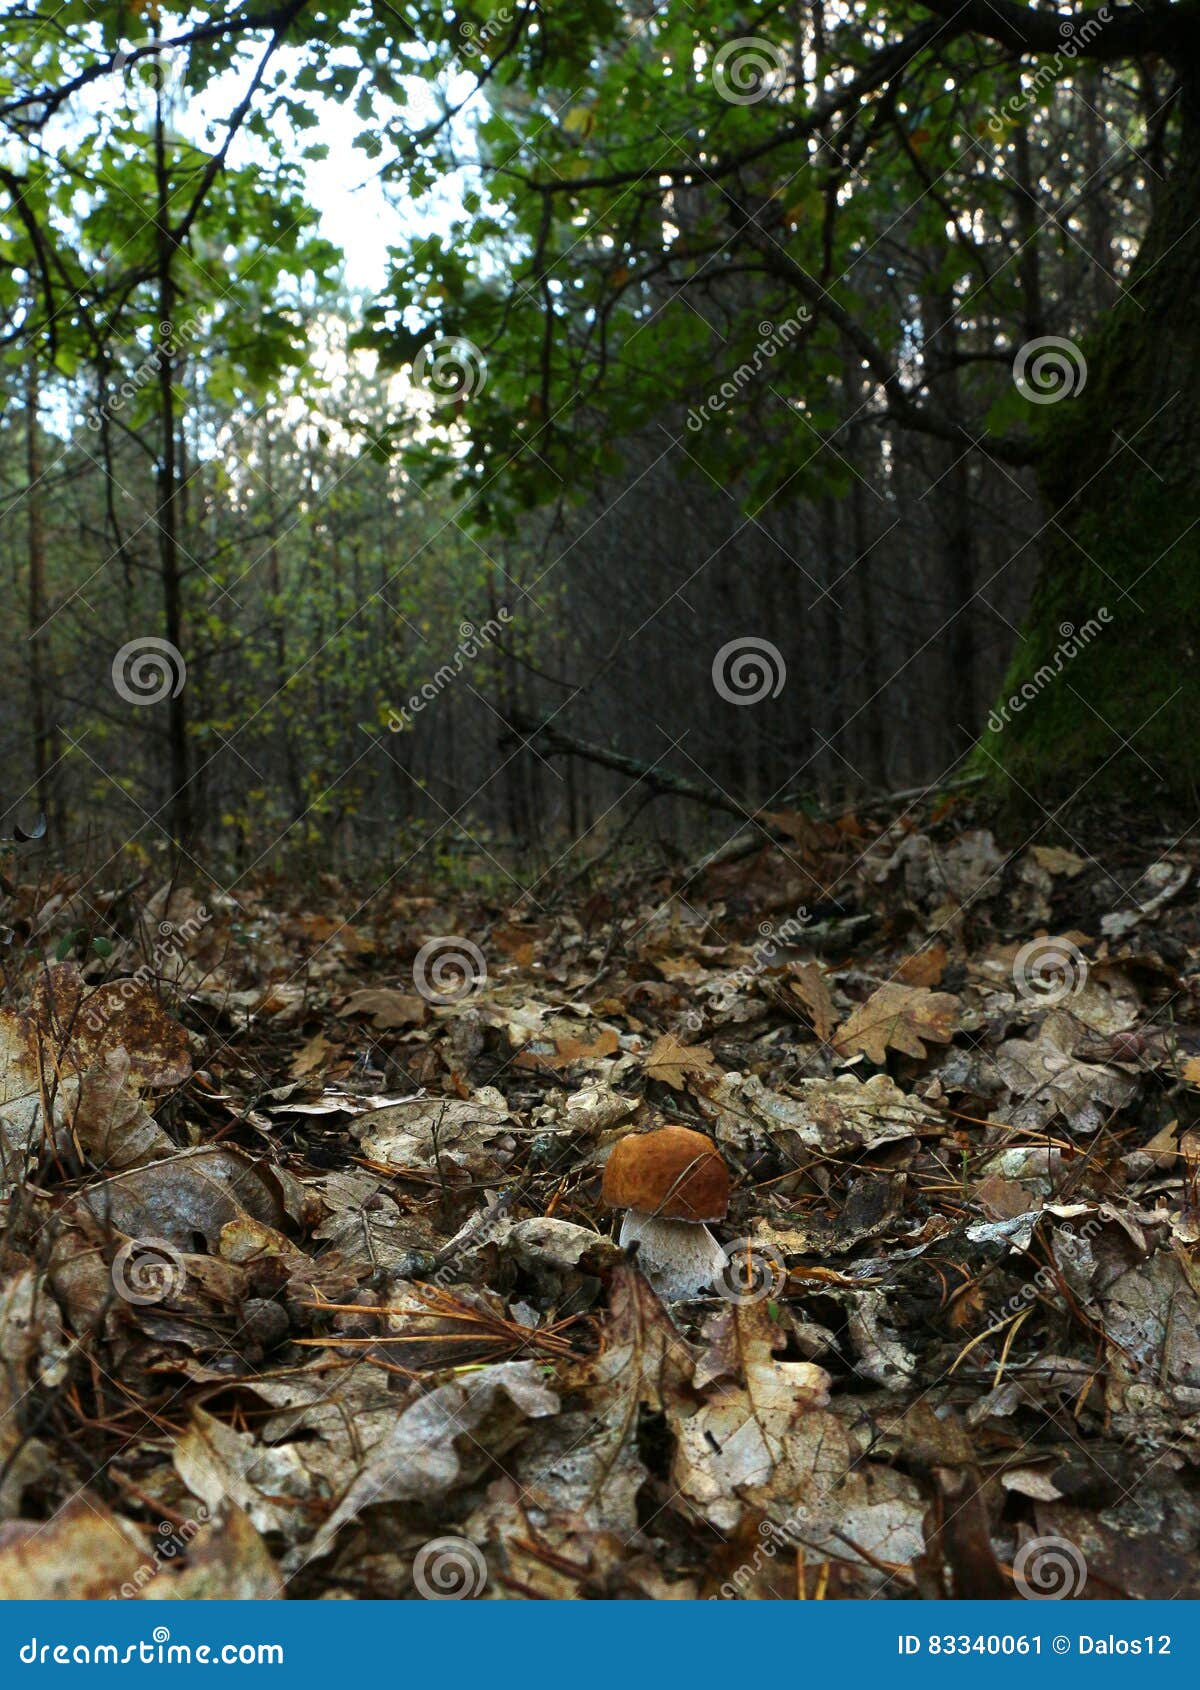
787,962 -> 837,1041
547,1266 -> 695,1534
673,1301 -> 837,1532
0,1495 -> 277,1599
289,1359 -> 560,1570
147,1502 -> 282,1600
704,1069 -> 926,1157
78,1144 -> 298,1255
0,1008 -> 175,1173
175,1407 -> 328,1538
515,1019 -> 621,1071
993,1012 -> 1136,1133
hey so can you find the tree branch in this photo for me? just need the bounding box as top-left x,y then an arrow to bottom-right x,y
916,0 -> 1179,61
504,715 -> 757,821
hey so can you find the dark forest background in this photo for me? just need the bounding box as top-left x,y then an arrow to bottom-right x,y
1,1 -> 1191,881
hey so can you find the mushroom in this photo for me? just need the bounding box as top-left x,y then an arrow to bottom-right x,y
601,1125 -> 730,1300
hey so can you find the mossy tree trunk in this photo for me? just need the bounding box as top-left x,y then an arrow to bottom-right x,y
984,75 -> 1200,804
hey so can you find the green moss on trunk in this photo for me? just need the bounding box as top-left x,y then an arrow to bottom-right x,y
979,91 -> 1200,804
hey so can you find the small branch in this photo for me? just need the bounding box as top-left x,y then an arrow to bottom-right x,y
504,715 -> 756,821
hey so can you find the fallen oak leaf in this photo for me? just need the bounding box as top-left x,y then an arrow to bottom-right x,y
290,1032 -> 337,1077
703,1069 -> 926,1157
673,1301 -> 837,1531
834,983 -> 960,1063
355,1088 -> 515,1182
642,1033 -> 721,1090
340,987 -> 427,1029
895,942 -> 948,988
993,1012 -> 1134,1134
0,1498 -> 151,1599
787,962 -> 837,1042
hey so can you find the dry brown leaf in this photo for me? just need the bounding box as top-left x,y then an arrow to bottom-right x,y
673,1302 -> 837,1531
788,962 -> 836,1041
993,1012 -> 1135,1133
289,1360 -> 560,1570
757,808 -> 828,851
0,1004 -> 174,1173
704,1069 -> 925,1157
32,962 -> 192,1088
341,987 -> 428,1028
1030,845 -> 1087,877
642,1033 -> 721,1090
0,1498 -> 147,1598
78,1144 -> 296,1253
0,1491 -> 281,1599
537,1266 -> 695,1533
356,1088 -> 514,1180
515,1022 -> 620,1070
290,1032 -> 336,1077
895,942 -> 948,987
489,921 -> 537,967
834,982 -> 960,1062
153,1503 -> 282,1599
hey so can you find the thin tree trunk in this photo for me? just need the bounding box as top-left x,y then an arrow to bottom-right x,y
263,427 -> 303,819
24,351 -> 56,823
154,96 -> 192,844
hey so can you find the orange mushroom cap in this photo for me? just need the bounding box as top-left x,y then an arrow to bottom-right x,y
601,1126 -> 729,1223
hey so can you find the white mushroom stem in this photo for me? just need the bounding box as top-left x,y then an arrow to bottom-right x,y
618,1210 -> 727,1301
